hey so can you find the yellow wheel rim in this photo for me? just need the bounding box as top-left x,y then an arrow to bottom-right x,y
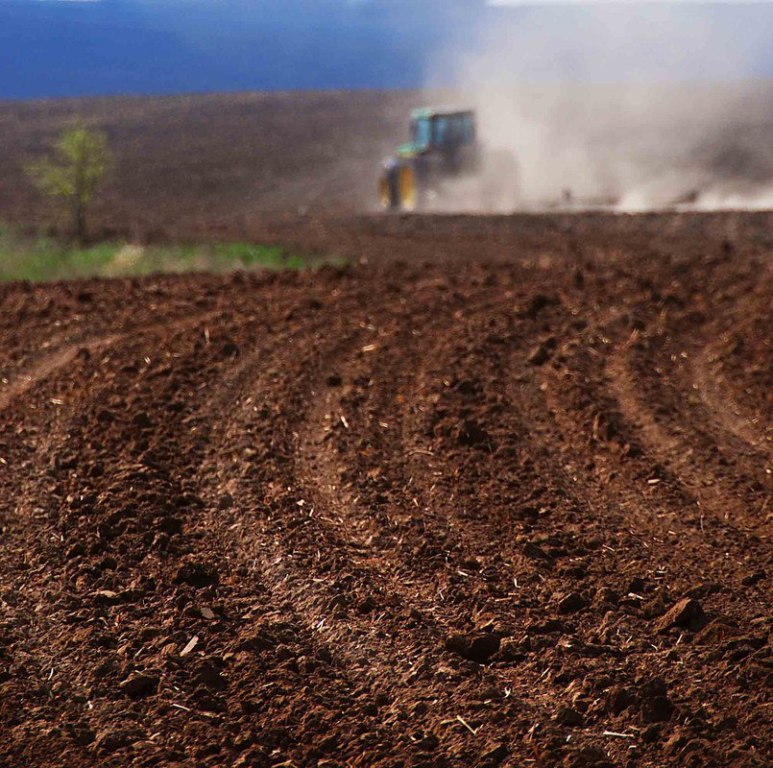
399,165 -> 417,211
379,176 -> 391,209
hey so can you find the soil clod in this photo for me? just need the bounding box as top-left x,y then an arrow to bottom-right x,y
120,672 -> 160,699
654,598 -> 708,633
174,561 -> 220,589
445,632 -> 501,664
557,592 -> 587,614
555,705 -> 585,727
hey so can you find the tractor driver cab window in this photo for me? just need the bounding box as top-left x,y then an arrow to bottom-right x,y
413,118 -> 431,149
433,117 -> 449,146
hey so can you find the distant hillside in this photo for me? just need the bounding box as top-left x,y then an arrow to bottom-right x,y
1,84 -> 771,241
0,90 -> 421,239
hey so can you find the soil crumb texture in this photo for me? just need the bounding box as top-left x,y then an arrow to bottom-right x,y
0,212 -> 771,767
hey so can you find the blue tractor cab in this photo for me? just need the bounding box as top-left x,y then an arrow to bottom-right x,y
407,109 -> 476,155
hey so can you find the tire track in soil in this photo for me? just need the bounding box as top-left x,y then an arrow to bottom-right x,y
539,304 -> 768,581
287,280 -> 527,764
691,284 -> 773,462
395,289 -> 674,766
0,334 -> 121,411
523,302 -> 772,768
607,331 -> 770,535
294,272 -> 512,595
94,293 -> 377,767
186,291 -> 423,766
190,307 -> 477,763
691,342 -> 771,455
550,262 -> 771,542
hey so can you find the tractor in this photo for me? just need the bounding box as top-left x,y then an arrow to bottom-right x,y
379,108 -> 484,212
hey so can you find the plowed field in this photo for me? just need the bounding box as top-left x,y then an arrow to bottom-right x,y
0,212 -> 771,768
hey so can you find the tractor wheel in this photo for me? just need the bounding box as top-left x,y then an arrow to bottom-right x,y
379,174 -> 393,210
398,164 -> 418,212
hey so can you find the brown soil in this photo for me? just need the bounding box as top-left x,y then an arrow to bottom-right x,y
0,211 -> 771,768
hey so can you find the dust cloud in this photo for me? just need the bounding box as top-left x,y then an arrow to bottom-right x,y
424,3 -> 773,212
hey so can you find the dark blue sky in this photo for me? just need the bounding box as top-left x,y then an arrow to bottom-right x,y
2,1 -> 772,100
